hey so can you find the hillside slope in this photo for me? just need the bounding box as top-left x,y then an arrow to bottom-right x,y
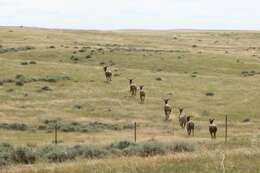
0,27 -> 260,172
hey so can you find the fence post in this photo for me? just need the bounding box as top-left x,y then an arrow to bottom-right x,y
134,122 -> 137,143
55,123 -> 58,145
225,115 -> 228,144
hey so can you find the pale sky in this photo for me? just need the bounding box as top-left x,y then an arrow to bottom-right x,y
0,0 -> 259,30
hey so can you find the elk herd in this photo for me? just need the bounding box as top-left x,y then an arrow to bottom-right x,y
103,66 -> 218,139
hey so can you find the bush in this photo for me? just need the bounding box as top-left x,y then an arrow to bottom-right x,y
242,118 -> 251,122
13,147 -> 36,164
0,140 -> 195,166
206,92 -> 214,96
9,123 -> 28,131
0,123 -> 28,131
41,86 -> 52,91
86,55 -> 92,59
20,62 -> 28,65
83,146 -> 108,159
155,77 -> 162,81
29,61 -> 37,64
108,141 -> 135,150
15,80 -> 24,86
123,140 -> 195,157
38,145 -> 70,162
0,143 -> 15,166
39,120 -> 134,133
123,140 -> 167,157
78,49 -> 85,53
171,142 -> 195,152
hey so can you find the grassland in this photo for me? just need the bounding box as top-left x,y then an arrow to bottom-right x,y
0,26 -> 260,172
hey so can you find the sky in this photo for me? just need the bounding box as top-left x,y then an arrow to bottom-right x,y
0,0 -> 259,30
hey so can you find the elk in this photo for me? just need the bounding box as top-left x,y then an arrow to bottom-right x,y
104,66 -> 112,82
163,99 -> 172,121
139,85 -> 145,103
129,79 -> 137,96
186,116 -> 194,136
178,108 -> 187,128
209,119 -> 217,139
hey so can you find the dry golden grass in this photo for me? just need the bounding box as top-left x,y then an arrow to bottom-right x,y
0,26 -> 260,172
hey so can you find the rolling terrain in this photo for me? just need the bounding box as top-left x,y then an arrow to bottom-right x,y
0,26 -> 260,172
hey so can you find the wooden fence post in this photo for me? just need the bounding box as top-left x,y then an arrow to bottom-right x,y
225,115 -> 228,144
134,122 -> 137,143
55,123 -> 58,144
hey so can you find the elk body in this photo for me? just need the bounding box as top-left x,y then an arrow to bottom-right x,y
209,119 -> 217,139
178,108 -> 187,128
186,116 -> 194,136
139,85 -> 146,103
104,66 -> 112,82
129,79 -> 137,96
164,99 -> 172,121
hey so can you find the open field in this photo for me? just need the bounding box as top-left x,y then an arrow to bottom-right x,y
0,26 -> 260,172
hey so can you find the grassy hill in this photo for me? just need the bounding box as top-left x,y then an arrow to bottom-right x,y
0,26 -> 260,172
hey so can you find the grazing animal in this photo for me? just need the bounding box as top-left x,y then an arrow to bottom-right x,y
186,116 -> 194,136
129,79 -> 137,96
139,85 -> 146,103
209,119 -> 217,139
104,66 -> 112,82
163,99 -> 172,121
178,108 -> 187,128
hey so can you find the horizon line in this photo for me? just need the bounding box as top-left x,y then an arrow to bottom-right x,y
1,25 -> 260,32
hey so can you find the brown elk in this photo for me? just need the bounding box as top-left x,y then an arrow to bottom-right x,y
129,79 -> 137,96
186,116 -> 194,136
139,85 -> 146,103
209,119 -> 217,139
104,66 -> 112,82
178,108 -> 187,128
163,99 -> 172,121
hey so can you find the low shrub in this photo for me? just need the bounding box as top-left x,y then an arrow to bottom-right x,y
86,55 -> 92,59
127,140 -> 168,157
0,46 -> 35,54
108,140 -> 135,150
206,92 -> 214,96
242,118 -> 251,122
0,75 -> 70,86
20,62 -> 28,65
13,146 -> 36,164
0,143 -> 15,166
82,146 -> 108,159
38,145 -> 70,162
78,49 -> 85,53
49,46 -> 55,49
171,142 -> 195,152
15,80 -> 24,86
39,120 -> 134,133
0,123 -> 28,131
0,140 -> 195,166
41,86 -> 52,91
29,61 -> 37,64
155,77 -> 162,81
